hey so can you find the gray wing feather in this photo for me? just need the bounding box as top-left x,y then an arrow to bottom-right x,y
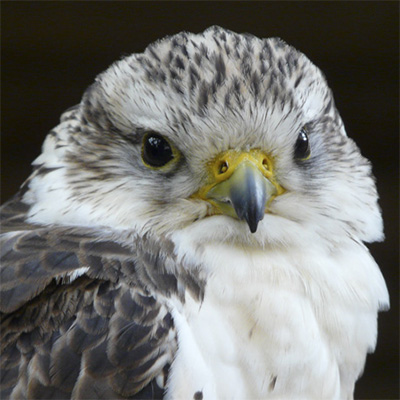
0,196 -> 176,399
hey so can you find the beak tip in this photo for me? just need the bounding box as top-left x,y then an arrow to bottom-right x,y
245,214 -> 263,234
249,223 -> 258,234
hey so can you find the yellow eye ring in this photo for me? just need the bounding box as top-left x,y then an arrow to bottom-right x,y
294,127 -> 311,161
141,132 -> 180,170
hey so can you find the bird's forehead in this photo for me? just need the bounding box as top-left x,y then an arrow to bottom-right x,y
96,27 -> 329,149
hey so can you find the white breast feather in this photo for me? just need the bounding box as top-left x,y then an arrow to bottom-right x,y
166,227 -> 389,400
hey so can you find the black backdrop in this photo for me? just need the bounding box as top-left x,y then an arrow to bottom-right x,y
2,2 -> 399,398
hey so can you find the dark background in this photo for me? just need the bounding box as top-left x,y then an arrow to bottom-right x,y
2,2 -> 399,398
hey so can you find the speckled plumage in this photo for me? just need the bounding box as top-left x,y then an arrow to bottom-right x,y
1,26 -> 389,399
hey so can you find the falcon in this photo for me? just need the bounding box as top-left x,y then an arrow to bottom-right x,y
1,26 -> 389,399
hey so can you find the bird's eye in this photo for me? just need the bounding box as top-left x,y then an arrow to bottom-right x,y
142,132 -> 174,168
294,127 -> 311,161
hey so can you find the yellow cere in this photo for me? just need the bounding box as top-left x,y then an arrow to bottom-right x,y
192,149 -> 286,212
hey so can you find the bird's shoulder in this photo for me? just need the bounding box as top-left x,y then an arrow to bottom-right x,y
0,195 -> 176,399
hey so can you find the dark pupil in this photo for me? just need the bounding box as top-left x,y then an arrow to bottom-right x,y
143,134 -> 173,167
294,129 -> 310,160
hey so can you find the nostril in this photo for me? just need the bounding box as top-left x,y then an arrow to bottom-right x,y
219,161 -> 229,174
262,158 -> 269,169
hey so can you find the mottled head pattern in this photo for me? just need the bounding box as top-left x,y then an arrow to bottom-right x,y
26,26 -> 382,247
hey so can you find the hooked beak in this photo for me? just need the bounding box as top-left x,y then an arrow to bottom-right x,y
192,150 -> 285,233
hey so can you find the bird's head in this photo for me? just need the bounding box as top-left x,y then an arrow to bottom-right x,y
27,26 -> 383,249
